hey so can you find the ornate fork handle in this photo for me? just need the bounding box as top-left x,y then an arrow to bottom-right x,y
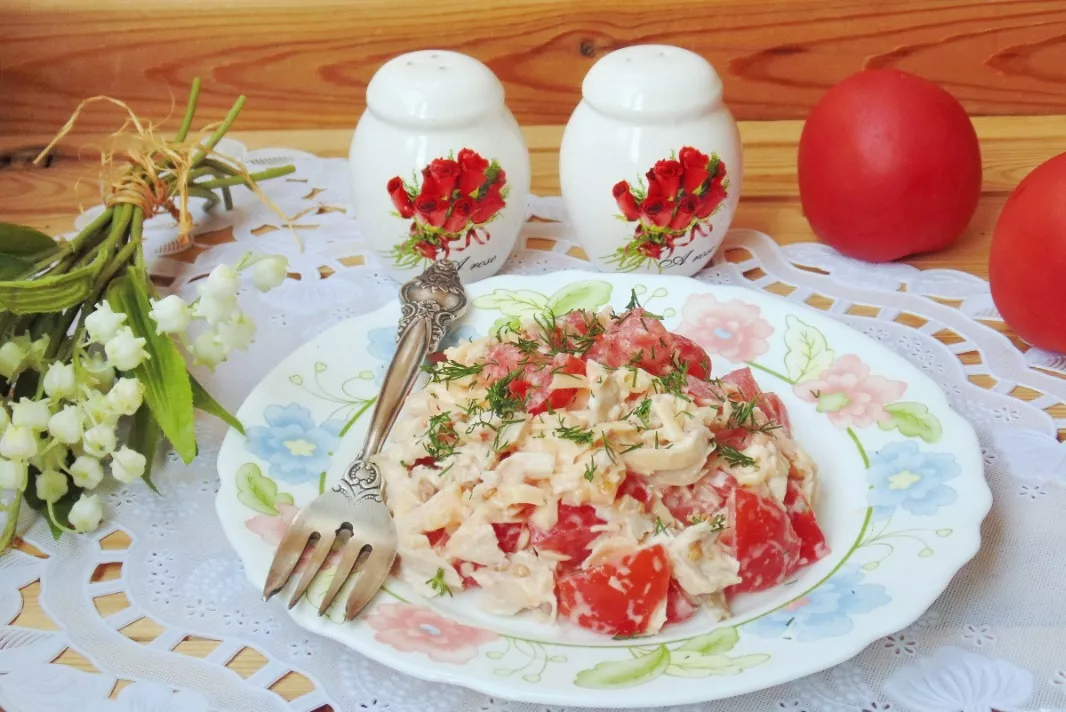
333,260 -> 467,504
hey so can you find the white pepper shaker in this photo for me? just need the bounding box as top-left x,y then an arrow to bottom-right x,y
559,45 -> 743,276
349,50 -> 530,282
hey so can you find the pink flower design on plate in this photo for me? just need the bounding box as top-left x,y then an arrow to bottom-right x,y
366,602 -> 499,664
793,354 -> 906,428
676,294 -> 774,363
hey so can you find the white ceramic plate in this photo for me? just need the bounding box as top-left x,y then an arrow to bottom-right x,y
216,271 -> 989,707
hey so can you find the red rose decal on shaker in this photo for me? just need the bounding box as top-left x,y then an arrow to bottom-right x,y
606,147 -> 730,272
386,149 -> 508,268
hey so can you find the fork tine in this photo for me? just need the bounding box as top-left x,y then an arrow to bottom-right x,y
262,517 -> 313,601
287,530 -> 338,609
318,539 -> 372,616
344,552 -> 394,621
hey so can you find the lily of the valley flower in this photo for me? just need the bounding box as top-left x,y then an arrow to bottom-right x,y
148,294 -> 192,334
79,389 -> 118,427
35,467 -> 68,504
81,352 -> 116,390
82,423 -> 118,458
252,255 -> 288,292
42,362 -> 77,400
11,397 -> 52,432
106,378 -> 143,416
194,294 -> 238,326
216,313 -> 256,351
69,493 -> 103,533
0,459 -> 28,491
85,302 -> 127,344
69,455 -> 104,489
0,341 -> 24,380
191,330 -> 228,369
0,405 -> 9,434
0,335 -> 48,380
110,446 -> 147,483
48,405 -> 83,445
0,425 -> 38,460
199,264 -> 240,300
104,327 -> 149,371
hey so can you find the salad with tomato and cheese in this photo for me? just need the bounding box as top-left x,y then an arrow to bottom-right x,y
373,300 -> 829,637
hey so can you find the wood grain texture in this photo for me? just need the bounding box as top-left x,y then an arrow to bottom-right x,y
4,0 -> 1066,134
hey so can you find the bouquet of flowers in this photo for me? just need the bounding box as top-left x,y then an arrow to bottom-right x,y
0,79 -> 293,549
607,147 -> 729,271
386,148 -> 508,267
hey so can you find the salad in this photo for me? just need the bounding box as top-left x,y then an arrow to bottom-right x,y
373,297 -> 829,637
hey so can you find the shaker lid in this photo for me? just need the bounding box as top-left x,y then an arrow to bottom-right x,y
581,45 -> 723,121
366,50 -> 505,126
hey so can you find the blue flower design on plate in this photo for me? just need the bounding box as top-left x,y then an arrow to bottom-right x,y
245,403 -> 344,484
367,325 -> 480,383
867,441 -> 960,520
747,564 -> 891,642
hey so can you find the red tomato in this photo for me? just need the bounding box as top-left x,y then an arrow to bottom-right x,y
728,488 -> 802,594
685,375 -> 726,403
587,308 -> 674,375
661,471 -> 735,522
713,427 -> 752,451
665,579 -> 700,625
526,354 -> 586,415
721,367 -> 761,401
530,503 -> 605,567
491,522 -> 527,554
615,472 -> 653,508
671,333 -> 712,380
556,545 -> 671,636
783,481 -> 830,568
799,69 -> 981,262
990,152 -> 1066,352
425,528 -> 449,547
757,393 -> 792,438
482,343 -> 521,382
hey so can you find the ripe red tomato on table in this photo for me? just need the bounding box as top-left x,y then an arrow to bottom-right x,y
798,69 -> 982,262
990,152 -> 1066,353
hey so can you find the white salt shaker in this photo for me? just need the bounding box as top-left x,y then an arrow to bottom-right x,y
559,45 -> 742,276
349,50 -> 530,282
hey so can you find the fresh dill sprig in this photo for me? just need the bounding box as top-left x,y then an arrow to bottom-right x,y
654,517 -> 669,535
583,459 -> 597,481
627,397 -> 653,428
422,359 -> 484,383
717,443 -> 756,468
426,567 -> 453,597
424,411 -> 458,460
555,424 -> 595,445
486,369 -> 526,418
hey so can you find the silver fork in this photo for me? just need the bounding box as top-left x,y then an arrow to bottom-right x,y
261,259 -> 468,620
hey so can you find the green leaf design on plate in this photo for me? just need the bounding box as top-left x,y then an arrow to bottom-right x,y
574,644 -> 670,689
783,315 -> 835,383
236,462 -> 294,515
666,651 -> 771,678
676,626 -> 739,655
472,289 -> 548,315
546,281 -> 613,315
878,402 -> 943,443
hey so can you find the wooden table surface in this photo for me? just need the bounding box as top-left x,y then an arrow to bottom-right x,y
2,114 -> 1063,706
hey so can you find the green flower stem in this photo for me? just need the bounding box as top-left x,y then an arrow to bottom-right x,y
0,496 -> 21,552
193,165 -> 296,190
131,208 -> 146,273
848,427 -> 869,467
189,95 -> 247,170
221,186 -> 233,210
747,361 -> 794,385
94,237 -> 141,288
174,78 -> 202,143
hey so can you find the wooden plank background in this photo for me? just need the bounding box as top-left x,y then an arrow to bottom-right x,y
4,0 -> 1066,136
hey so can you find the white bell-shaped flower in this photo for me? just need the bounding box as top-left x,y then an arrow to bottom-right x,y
148,294 -> 192,334
104,327 -> 149,372
0,459 -> 28,491
11,397 -> 52,432
0,404 -> 9,434
42,362 -> 77,400
191,329 -> 228,369
252,255 -> 288,292
110,446 -> 147,483
106,378 -> 144,416
198,264 -> 240,301
81,352 -> 116,391
0,426 -> 38,461
216,312 -> 256,351
85,302 -> 128,345
69,455 -> 104,489
69,493 -> 103,533
48,405 -> 83,444
35,467 -> 68,504
0,341 -> 26,380
82,422 -> 118,458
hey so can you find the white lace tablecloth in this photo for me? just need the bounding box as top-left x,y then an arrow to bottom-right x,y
2,145 -> 1066,712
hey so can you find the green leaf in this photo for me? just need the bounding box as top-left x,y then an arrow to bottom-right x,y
783,315 -> 835,383
128,403 -> 162,493
236,462 -> 294,515
0,223 -> 57,254
574,645 -> 670,689
665,651 -> 770,678
107,270 -> 197,463
878,402 -> 943,443
0,255 -> 33,280
677,627 -> 739,655
547,281 -> 613,315
0,258 -> 99,314
190,373 -> 245,435
471,289 -> 549,318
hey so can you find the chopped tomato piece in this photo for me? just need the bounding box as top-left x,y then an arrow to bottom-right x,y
714,427 -> 752,451
665,579 -> 700,625
482,343 -> 522,382
527,354 -> 586,415
727,488 -> 802,594
425,528 -> 449,547
530,503 -> 605,568
491,522 -> 527,554
426,351 -> 448,364
453,561 -> 482,588
685,375 -> 726,403
671,333 -> 712,380
757,393 -> 792,437
587,308 -> 675,375
557,544 -> 671,636
783,481 -> 830,568
616,472 -> 653,508
661,471 -> 734,522
408,456 -> 438,471
721,367 -> 762,401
